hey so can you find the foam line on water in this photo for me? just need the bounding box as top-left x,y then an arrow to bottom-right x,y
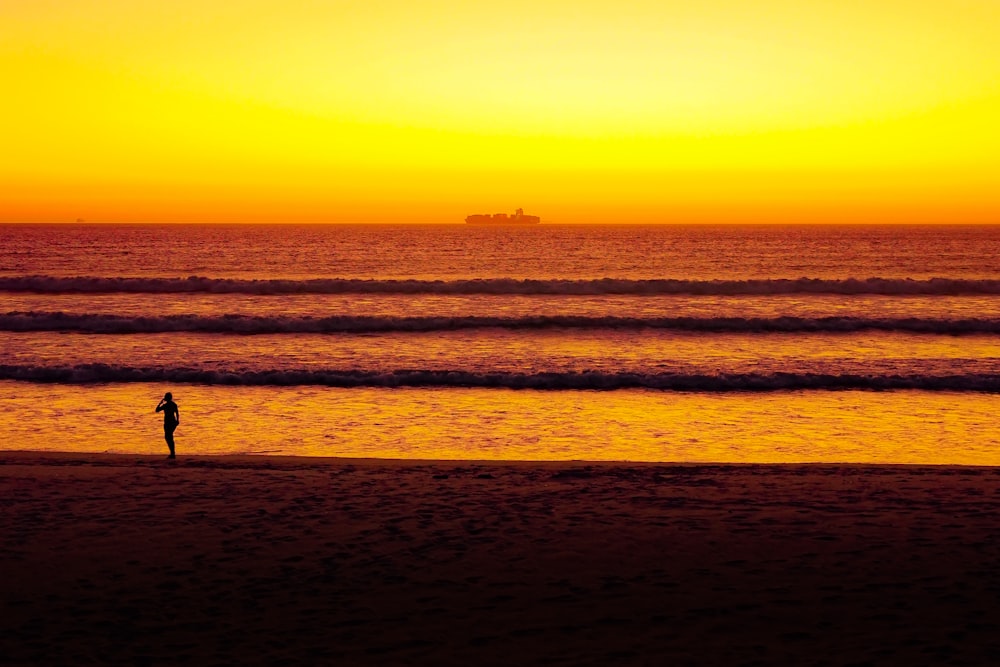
5,276 -> 1000,295
5,312 -> 1000,335
3,364 -> 1000,392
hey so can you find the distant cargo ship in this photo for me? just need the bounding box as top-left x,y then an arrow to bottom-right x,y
466,208 -> 541,225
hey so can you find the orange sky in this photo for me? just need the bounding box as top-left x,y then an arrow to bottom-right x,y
3,0 -> 999,223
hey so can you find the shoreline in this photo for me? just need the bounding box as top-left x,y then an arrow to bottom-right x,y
4,452 -> 1000,665
4,449 -> 1000,469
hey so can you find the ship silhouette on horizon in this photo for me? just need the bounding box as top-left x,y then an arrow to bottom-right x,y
465,208 -> 541,225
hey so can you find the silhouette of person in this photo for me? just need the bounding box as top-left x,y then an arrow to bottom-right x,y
156,392 -> 180,458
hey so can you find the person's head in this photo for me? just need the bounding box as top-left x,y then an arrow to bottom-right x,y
164,392 -> 173,401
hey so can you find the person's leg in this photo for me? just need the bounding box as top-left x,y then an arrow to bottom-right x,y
165,427 -> 176,458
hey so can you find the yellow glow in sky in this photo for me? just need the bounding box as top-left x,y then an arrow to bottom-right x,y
2,0 -> 999,222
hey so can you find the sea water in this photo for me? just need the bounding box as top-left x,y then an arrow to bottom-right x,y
2,223 -> 999,463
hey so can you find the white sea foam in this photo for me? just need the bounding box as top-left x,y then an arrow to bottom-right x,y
5,311 -> 1000,335
5,276 -> 1000,295
3,364 -> 1000,392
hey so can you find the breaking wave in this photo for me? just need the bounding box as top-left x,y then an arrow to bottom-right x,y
5,311 -> 1000,335
3,364 -> 1000,392
6,276 -> 1000,296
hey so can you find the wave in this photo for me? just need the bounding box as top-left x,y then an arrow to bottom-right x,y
5,311 -> 1000,335
6,276 -> 1000,296
3,364 -> 1000,392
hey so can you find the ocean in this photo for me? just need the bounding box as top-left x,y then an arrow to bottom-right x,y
2,223 -> 1000,463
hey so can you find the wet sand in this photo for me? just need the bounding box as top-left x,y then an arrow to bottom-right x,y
3,452 -> 1000,665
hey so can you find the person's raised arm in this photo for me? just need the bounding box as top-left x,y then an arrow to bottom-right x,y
156,400 -> 164,413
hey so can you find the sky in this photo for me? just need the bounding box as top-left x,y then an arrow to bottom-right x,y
3,0 -> 999,223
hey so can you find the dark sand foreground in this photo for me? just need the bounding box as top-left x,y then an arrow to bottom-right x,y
3,453 -> 1000,666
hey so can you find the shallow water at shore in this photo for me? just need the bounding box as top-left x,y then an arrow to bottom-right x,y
3,382 -> 998,464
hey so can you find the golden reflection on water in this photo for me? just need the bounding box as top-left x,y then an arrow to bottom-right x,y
8,293 -> 1000,320
5,331 -> 1000,376
2,382 -> 998,465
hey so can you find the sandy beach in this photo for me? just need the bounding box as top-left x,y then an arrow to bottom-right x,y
3,453 -> 1000,666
